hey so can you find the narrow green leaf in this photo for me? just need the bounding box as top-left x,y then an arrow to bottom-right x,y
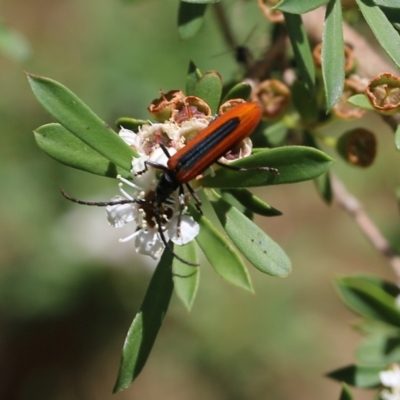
327,364 -> 384,388
172,241 -> 200,311
394,124 -> 400,151
220,189 -> 253,219
275,0 -> 329,13
221,188 -> 282,217
347,94 -> 375,111
181,0 -> 218,3
291,80 -> 319,123
335,275 -> 400,327
381,6 -> 400,32
0,22 -> 31,61
353,318 -> 400,336
34,123 -> 131,179
207,190 -> 291,277
26,73 -> 136,172
200,146 -> 334,188
374,0 -> 400,8
116,117 -> 148,132
222,82 -> 252,103
339,383 -> 354,400
355,0 -> 400,69
357,334 -> 400,364
178,2 -> 207,40
194,71 -> 223,114
186,61 -> 202,96
262,121 -> 288,146
284,13 -> 315,91
303,131 -> 333,204
113,250 -> 174,392
315,171 -> 333,204
322,0 -> 345,110
189,204 -> 254,292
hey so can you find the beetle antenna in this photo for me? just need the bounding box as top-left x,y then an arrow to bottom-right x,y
61,189 -> 142,206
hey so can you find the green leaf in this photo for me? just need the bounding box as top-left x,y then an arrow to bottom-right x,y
275,0 -> 329,13
381,6 -> 400,32
339,383 -> 354,400
347,94 -> 375,111
335,275 -> 400,328
194,71 -> 223,114
357,334 -> 400,364
394,124 -> 400,151
189,204 -> 254,292
0,22 -> 31,61
261,121 -> 288,146
34,123 -> 131,179
291,80 -> 319,123
374,0 -> 400,8
322,0 -> 344,110
284,13 -> 315,91
116,117 -> 148,132
221,189 -> 253,219
186,61 -> 202,96
303,131 -> 333,204
172,241 -> 200,311
200,146 -> 334,188
181,0 -> 218,3
113,250 -> 174,392
207,190 -> 291,277
221,188 -> 282,217
222,82 -> 252,103
315,171 -> 333,204
178,2 -> 207,40
353,318 -> 400,336
355,0 -> 400,69
327,364 -> 383,388
26,73 -> 137,172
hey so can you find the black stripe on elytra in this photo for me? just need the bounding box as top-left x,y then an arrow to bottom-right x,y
176,117 -> 241,171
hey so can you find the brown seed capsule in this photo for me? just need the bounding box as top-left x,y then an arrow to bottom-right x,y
366,72 -> 400,115
333,77 -> 367,120
148,90 -> 185,122
171,96 -> 211,125
257,0 -> 284,23
252,79 -> 290,120
337,128 -> 377,167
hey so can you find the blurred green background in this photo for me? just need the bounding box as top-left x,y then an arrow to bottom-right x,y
1,0 -> 400,399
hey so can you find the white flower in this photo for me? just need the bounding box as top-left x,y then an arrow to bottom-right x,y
106,123 -> 199,259
380,365 -> 400,400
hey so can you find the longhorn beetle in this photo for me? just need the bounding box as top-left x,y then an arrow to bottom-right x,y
62,101 -> 278,266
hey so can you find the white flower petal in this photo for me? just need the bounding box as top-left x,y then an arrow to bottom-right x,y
380,366 -> 400,388
119,127 -> 141,148
134,229 -> 166,259
149,146 -> 176,165
380,389 -> 400,400
107,202 -> 136,228
169,215 -> 199,245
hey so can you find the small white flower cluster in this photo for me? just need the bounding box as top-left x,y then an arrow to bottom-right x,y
107,120 -> 207,260
380,364 -> 400,400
